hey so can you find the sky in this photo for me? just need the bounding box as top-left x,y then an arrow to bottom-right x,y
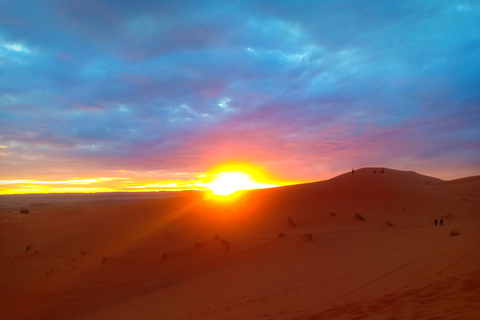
1,0 -> 480,194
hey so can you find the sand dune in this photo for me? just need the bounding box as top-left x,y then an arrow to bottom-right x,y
1,168 -> 479,319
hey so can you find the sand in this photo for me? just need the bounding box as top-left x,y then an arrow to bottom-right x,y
1,168 -> 479,320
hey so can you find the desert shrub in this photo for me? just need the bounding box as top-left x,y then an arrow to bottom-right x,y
450,229 -> 460,236
354,213 -> 365,221
20,209 -> 29,214
221,240 -> 230,251
288,217 -> 296,227
25,245 -> 32,252
385,221 -> 393,227
301,233 -> 313,241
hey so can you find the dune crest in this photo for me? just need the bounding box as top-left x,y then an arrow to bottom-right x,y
1,168 -> 479,319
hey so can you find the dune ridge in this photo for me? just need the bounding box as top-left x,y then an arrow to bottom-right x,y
1,168 -> 479,319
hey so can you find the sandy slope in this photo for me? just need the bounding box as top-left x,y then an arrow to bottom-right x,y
1,168 -> 479,320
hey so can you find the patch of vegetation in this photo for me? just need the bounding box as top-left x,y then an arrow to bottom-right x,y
20,209 -> 29,214
385,221 -> 393,227
354,213 -> 365,221
301,233 -> 313,241
25,245 -> 32,252
288,217 -> 296,227
450,229 -> 460,236
221,240 -> 230,251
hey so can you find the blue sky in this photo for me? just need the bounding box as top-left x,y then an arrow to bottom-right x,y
1,0 -> 479,192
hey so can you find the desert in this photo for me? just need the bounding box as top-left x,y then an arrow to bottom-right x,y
1,168 -> 479,320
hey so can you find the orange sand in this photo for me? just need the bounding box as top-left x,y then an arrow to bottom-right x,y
1,168 -> 479,320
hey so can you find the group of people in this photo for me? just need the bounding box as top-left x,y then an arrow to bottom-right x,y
351,168 -> 385,175
434,219 -> 444,226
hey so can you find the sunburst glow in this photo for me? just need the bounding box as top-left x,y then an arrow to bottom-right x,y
209,172 -> 256,196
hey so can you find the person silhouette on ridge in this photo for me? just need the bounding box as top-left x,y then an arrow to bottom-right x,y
434,219 -> 438,226
440,219 -> 444,226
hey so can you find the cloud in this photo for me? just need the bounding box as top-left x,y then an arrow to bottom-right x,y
1,0 -> 479,185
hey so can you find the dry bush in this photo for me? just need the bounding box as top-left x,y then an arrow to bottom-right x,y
288,217 -> 296,227
20,209 -> 29,214
221,240 -> 230,251
354,213 -> 365,221
301,233 -> 313,241
385,221 -> 393,227
450,229 -> 460,236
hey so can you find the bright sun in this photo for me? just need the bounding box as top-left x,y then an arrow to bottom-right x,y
210,172 -> 256,196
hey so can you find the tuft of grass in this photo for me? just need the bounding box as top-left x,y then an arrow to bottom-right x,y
354,213 -> 365,221
221,240 -> 230,251
288,217 -> 296,227
301,233 -> 313,241
450,229 -> 460,236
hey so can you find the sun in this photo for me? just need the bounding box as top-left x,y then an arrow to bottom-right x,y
209,172 -> 256,196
